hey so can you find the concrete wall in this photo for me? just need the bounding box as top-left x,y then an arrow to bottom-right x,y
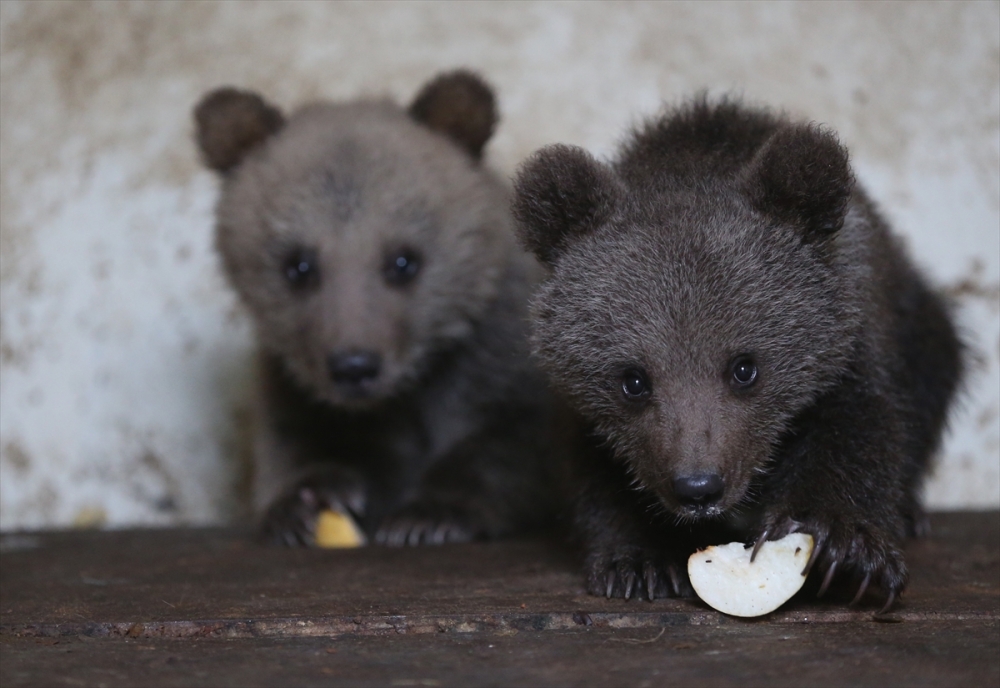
1,0 -> 997,529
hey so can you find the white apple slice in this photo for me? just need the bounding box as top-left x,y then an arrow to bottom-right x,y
687,532 -> 814,617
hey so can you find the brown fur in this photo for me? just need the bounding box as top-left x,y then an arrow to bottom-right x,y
512,96 -> 963,607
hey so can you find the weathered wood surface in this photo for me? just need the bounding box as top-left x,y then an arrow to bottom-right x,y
1,512 -> 998,687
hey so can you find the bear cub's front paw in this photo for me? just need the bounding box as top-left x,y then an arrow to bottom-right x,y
586,547 -> 693,601
260,472 -> 366,547
754,511 -> 907,612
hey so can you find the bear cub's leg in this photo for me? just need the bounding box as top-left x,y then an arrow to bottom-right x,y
375,412 -> 558,546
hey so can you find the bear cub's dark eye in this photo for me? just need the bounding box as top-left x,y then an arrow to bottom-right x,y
621,368 -> 651,401
730,356 -> 758,389
283,247 -> 320,290
384,247 -> 421,286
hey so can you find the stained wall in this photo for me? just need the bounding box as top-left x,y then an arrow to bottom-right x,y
2,1 -> 997,528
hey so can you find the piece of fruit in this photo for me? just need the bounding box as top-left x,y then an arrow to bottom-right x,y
687,532 -> 814,617
314,509 -> 366,548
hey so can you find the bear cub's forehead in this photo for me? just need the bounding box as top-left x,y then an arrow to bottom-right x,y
569,188 -> 793,295
543,192 -> 822,354
223,100 -> 500,247
239,101 -> 489,209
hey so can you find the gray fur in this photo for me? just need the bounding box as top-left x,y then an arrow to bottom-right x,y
196,71 -> 560,546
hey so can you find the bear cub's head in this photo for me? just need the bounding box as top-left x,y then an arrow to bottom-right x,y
196,71 -> 514,408
512,98 -> 860,521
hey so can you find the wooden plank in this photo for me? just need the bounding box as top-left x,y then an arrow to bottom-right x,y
2,620 -> 997,688
1,513 -> 997,637
1,512 -> 998,686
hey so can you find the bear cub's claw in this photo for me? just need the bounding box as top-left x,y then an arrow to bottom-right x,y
754,512 -> 907,612
587,553 -> 692,601
375,500 -> 481,547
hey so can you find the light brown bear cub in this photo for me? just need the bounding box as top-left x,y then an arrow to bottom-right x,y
195,71 -> 559,546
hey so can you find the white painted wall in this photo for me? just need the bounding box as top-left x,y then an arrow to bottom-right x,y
1,1 -> 997,529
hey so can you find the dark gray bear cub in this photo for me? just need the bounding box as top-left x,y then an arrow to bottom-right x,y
511,97 -> 963,609
195,71 -> 559,546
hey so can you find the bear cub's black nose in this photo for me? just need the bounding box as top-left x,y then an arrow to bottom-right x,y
673,473 -> 724,506
328,351 -> 381,385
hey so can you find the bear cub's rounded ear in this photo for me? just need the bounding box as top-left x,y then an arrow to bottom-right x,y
511,144 -> 620,265
194,87 -> 285,173
408,70 -> 498,161
744,124 -> 854,242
